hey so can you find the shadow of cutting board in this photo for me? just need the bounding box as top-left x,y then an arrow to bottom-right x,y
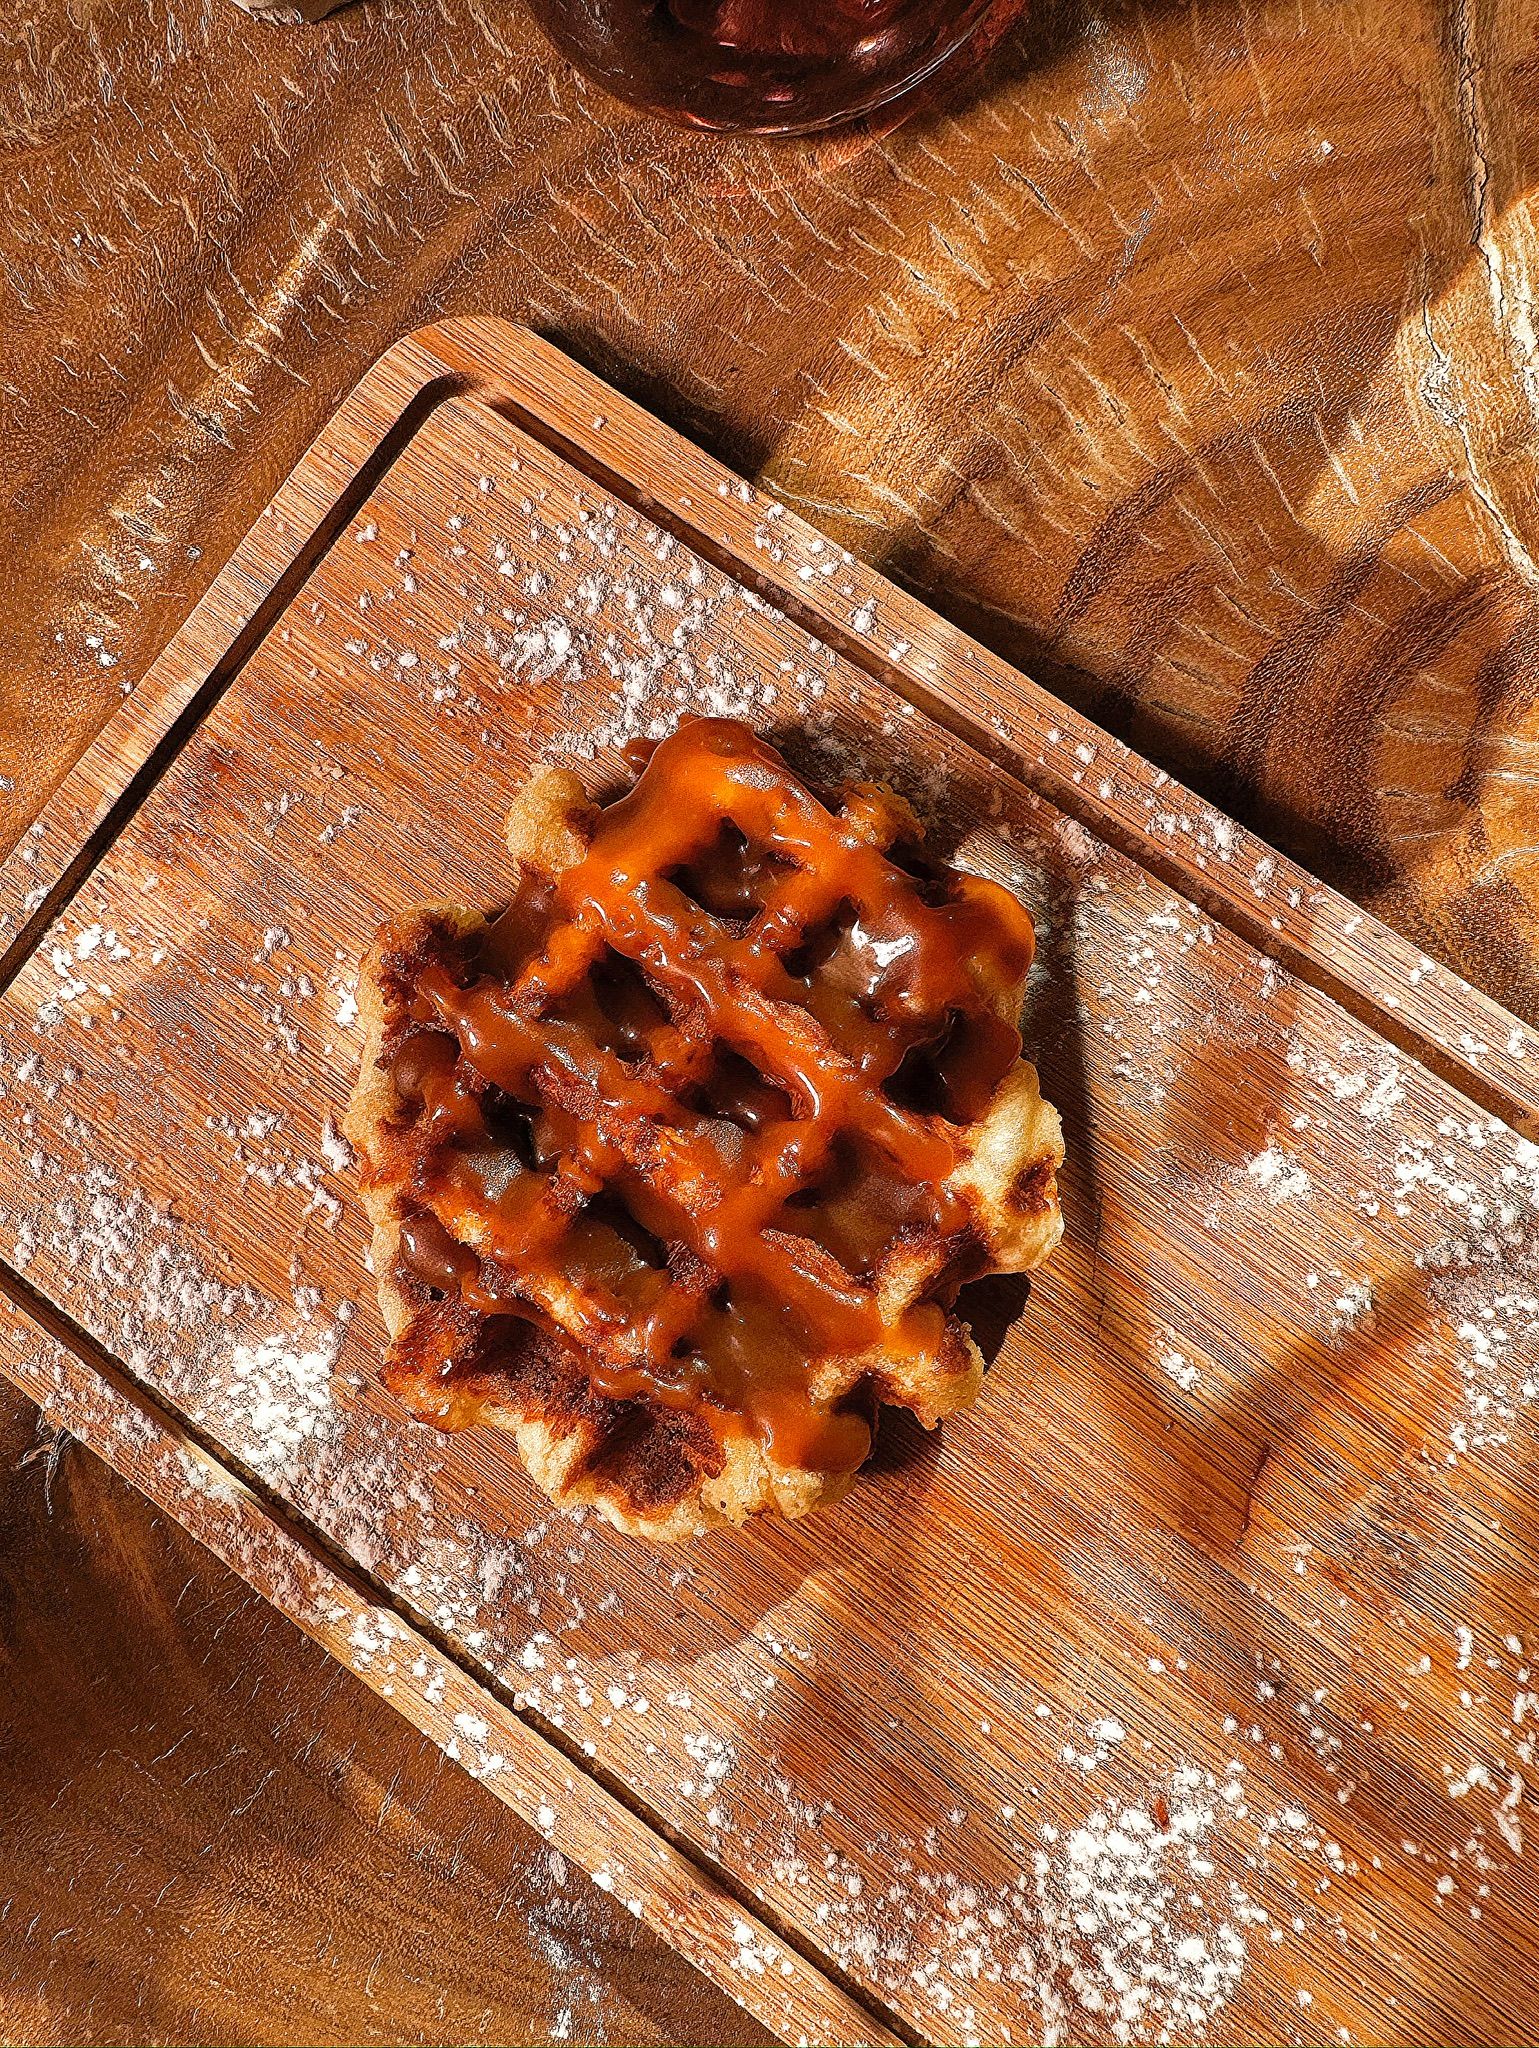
1,318 -> 1537,2048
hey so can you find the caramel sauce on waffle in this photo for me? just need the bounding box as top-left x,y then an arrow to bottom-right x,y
384,719 -> 1035,1477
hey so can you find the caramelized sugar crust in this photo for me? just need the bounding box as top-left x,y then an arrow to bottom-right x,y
345,718 -> 1064,1540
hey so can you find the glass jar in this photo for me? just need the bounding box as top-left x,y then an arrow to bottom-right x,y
524,0 -> 1022,135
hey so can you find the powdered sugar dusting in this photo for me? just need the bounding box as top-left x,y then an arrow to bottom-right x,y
2,423 -> 1538,2045
1033,1768 -> 1259,2045
227,1324 -> 344,1481
0,1153 -> 349,1490
1245,1147 -> 1314,1206
1158,1343 -> 1201,1392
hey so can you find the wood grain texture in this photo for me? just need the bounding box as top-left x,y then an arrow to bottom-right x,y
0,1316 -> 887,2048
1,320 -> 1537,2046
4,0 -> 1539,1026
0,1376 -> 773,2048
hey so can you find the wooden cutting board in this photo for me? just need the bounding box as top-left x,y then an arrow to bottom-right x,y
2,318 -> 1536,2048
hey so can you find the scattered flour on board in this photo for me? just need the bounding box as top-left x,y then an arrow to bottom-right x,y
1033,1768 -> 1261,2046
254,483 -> 1539,2039
1244,1147 -> 1314,1206
1157,1342 -> 1200,1392
226,1324 -> 345,1482
6,456 -> 1539,2047
434,495 -> 804,758
0,1128 -> 347,1490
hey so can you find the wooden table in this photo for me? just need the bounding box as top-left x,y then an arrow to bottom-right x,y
4,1 -> 1539,2042
0,1377 -> 772,2047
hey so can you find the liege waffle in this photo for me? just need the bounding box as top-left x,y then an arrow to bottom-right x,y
345,717 -> 1064,1541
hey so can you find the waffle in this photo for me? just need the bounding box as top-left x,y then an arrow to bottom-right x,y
345,717 -> 1064,1541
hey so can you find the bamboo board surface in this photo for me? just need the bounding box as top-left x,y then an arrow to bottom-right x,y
1,319 -> 1536,2047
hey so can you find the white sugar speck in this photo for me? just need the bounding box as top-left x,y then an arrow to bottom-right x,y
320,1114 -> 355,1173
1244,1148 -> 1313,1205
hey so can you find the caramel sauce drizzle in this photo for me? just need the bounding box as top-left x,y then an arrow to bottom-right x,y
389,718 -> 1035,1475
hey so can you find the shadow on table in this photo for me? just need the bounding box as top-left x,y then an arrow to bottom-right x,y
0,1384 -> 771,2048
